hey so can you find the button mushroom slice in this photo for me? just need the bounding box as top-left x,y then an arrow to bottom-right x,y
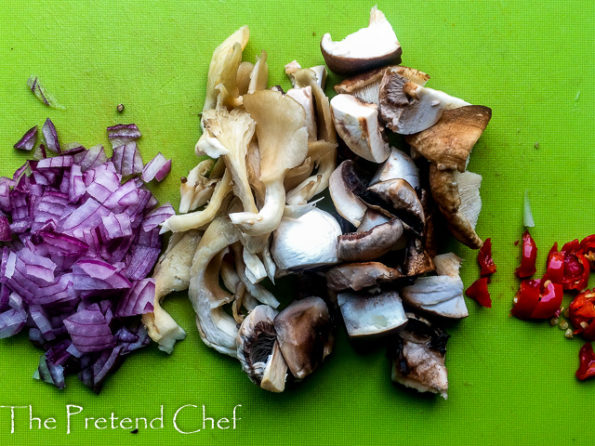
196,107 -> 258,214
390,314 -> 449,399
330,94 -> 390,163
321,6 -> 402,75
337,290 -> 407,337
429,165 -> 483,249
364,179 -> 425,235
178,158 -> 218,214
271,208 -> 341,273
356,209 -> 390,233
247,50 -> 268,94
337,218 -> 405,262
326,261 -> 404,292
378,71 -> 470,135
334,65 -> 430,105
274,296 -> 334,380
236,305 -> 288,392
401,275 -> 468,319
405,105 -> 492,172
142,230 -> 201,353
432,252 -> 463,278
189,216 -> 241,357
287,86 -> 317,141
237,61 -> 254,96
203,26 -> 249,112
369,147 -> 420,190
329,160 -> 367,229
161,168 -> 233,234
229,90 -> 308,236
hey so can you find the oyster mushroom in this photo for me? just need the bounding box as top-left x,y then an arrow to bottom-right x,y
142,230 -> 201,353
274,296 -> 333,379
229,90 -> 308,236
237,305 -> 288,392
330,94 -> 390,163
378,71 -> 470,135
247,50 -> 269,94
429,165 -> 483,249
285,61 -> 327,89
329,160 -> 367,228
189,216 -> 241,357
405,105 -> 492,171
236,61 -> 254,96
203,26 -> 249,112
390,314 -> 450,399
326,261 -> 403,292
364,179 -> 425,234
321,6 -> 402,75
337,218 -> 405,262
369,147 -> 420,190
334,65 -> 430,105
337,290 -> 407,337
287,86 -> 317,141
178,158 -> 218,213
271,208 -> 341,272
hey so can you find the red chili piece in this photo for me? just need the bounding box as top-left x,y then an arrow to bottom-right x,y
478,238 -> 497,276
515,230 -> 537,278
576,343 -> 595,381
465,277 -> 492,308
569,289 -> 595,341
559,240 -> 590,291
579,234 -> 595,271
545,243 -> 565,283
511,278 -> 563,320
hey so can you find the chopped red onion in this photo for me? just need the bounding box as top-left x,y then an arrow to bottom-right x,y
112,142 -> 143,177
107,124 -> 141,147
42,118 -> 60,153
27,76 -> 65,110
14,126 -> 38,151
142,152 -> 172,182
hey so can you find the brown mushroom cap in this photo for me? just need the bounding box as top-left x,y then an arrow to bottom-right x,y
404,237 -> 435,276
326,261 -> 404,292
405,105 -> 492,172
337,218 -> 405,262
274,296 -> 333,380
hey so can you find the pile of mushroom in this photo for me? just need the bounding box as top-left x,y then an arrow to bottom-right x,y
145,6 -> 491,398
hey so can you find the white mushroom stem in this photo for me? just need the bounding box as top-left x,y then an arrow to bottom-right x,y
160,168 -> 232,233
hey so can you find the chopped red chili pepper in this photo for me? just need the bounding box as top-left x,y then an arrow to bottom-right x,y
559,239 -> 590,291
477,238 -> 497,276
511,278 -> 563,320
515,230 -> 537,278
569,289 -> 595,340
465,277 -> 492,308
579,234 -> 595,271
544,243 -> 565,283
576,343 -> 595,381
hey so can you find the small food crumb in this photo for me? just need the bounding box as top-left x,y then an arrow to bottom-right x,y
117,103 -> 125,113
533,142 -> 539,149
563,307 -> 570,319
564,328 -> 573,339
550,317 -> 559,326
558,320 -> 569,330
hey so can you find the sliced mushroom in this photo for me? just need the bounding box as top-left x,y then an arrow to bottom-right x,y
321,6 -> 401,75
203,26 -> 249,112
178,158 -> 218,213
237,61 -> 254,96
338,218 -> 404,262
390,314 -> 449,399
378,71 -> 470,135
405,105 -> 492,172
429,165 -> 483,249
284,157 -> 314,191
287,86 -> 317,141
271,208 -> 341,272
285,61 -> 327,89
356,209 -> 390,233
229,90 -> 308,236
326,261 -> 403,292
142,230 -> 201,353
432,252 -> 463,277
401,276 -> 468,319
365,179 -> 425,234
404,237 -> 435,277
369,147 -> 420,190
334,65 -> 430,105
330,94 -> 390,163
237,305 -> 288,392
247,50 -> 268,93
274,296 -> 333,380
188,216 -> 241,357
329,160 -> 367,228
337,290 -> 407,337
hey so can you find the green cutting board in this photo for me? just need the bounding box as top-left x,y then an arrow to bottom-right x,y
0,1 -> 593,445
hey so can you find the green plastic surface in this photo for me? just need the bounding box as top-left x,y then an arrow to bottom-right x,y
0,1 -> 594,445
